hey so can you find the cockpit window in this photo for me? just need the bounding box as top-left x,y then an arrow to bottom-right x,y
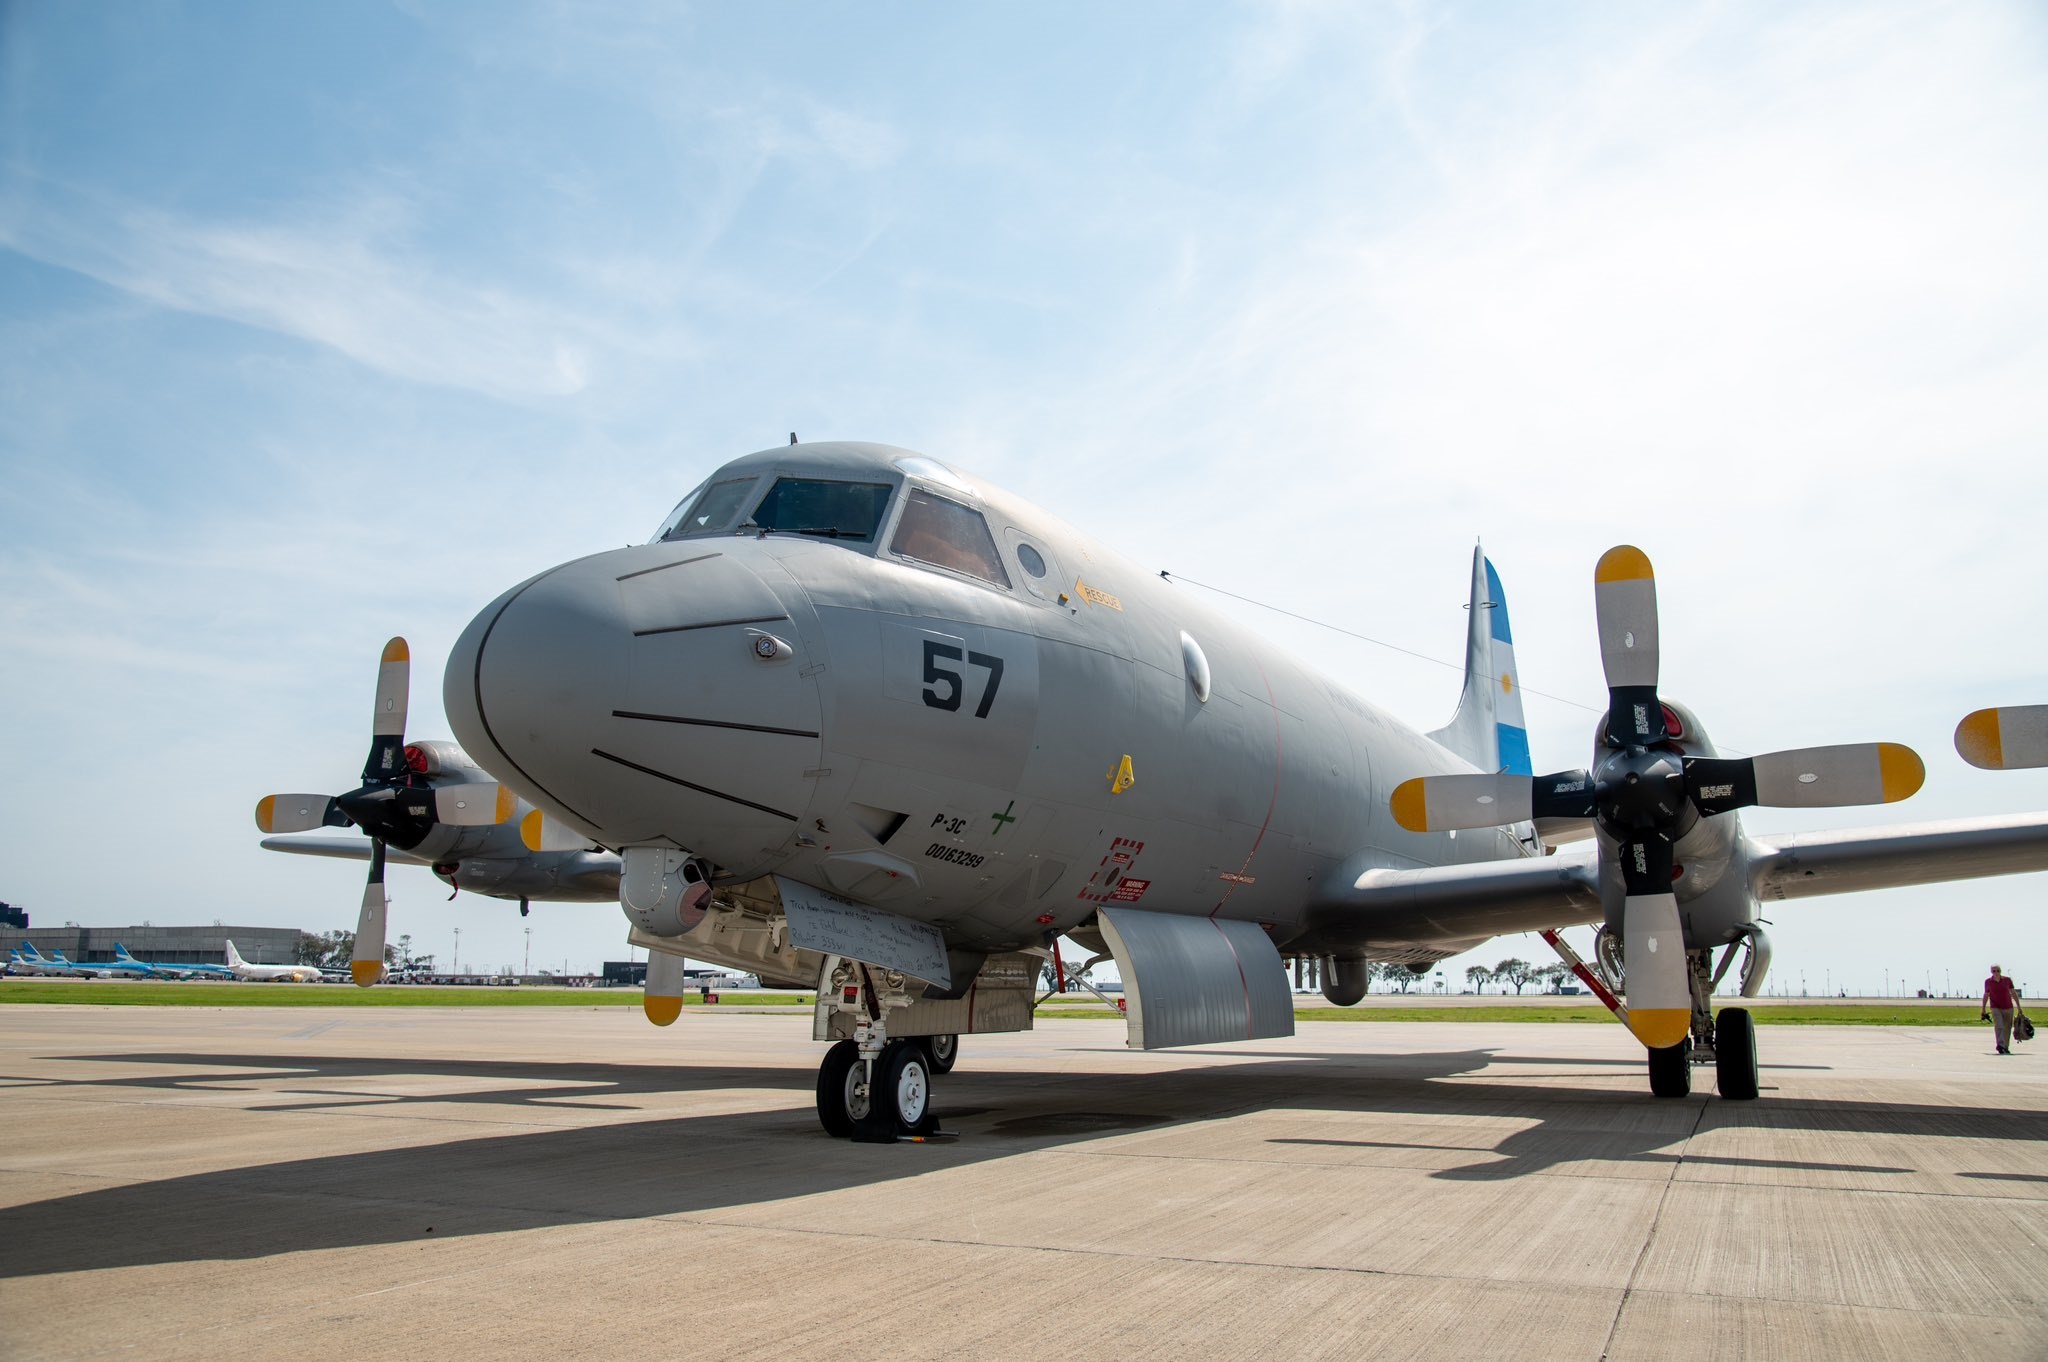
749,478 -> 893,541
889,489 -> 1012,588
654,477 -> 758,542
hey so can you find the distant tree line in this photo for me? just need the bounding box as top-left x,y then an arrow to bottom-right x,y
293,931 -> 399,970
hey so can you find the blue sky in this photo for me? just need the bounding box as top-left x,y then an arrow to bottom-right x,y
3,1 -> 2045,992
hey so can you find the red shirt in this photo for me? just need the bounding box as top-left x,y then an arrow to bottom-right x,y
1986,975 -> 2017,1009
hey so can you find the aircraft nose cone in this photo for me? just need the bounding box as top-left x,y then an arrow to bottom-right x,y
445,544 -> 823,866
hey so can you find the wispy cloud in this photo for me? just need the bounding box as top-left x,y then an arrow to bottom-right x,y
0,177 -> 623,403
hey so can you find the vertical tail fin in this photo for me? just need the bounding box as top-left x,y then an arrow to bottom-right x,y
1427,545 -> 1533,775
114,943 -> 135,961
19,942 -> 41,960
223,940 -> 246,967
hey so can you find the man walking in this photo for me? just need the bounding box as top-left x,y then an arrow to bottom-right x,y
1981,965 -> 2023,1055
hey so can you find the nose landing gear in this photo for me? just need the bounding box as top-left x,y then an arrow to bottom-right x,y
816,1038 -> 940,1140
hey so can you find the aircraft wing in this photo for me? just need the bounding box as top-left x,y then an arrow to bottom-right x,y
1316,851 -> 1604,943
1747,812 -> 2048,900
260,835 -> 439,867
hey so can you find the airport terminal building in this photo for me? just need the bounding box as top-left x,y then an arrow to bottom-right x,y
0,926 -> 301,967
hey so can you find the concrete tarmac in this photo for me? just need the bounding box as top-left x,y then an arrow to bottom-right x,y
0,1006 -> 2042,1360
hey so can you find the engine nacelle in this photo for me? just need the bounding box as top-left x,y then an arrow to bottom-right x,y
402,739 -> 486,778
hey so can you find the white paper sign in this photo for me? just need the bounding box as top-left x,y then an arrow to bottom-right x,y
774,875 -> 952,988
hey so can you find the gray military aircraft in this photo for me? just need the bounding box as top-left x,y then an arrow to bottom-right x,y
261,440 -> 2048,1140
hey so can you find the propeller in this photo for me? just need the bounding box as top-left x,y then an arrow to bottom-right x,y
1956,706 -> 2048,770
1392,546 -> 1925,1049
254,638 -> 514,986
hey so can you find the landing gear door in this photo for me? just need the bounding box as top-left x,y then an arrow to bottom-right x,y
1097,907 -> 1294,1050
774,875 -> 951,990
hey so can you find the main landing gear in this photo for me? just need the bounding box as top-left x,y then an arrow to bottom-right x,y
815,1035 -> 958,1141
1643,946 -> 1759,1101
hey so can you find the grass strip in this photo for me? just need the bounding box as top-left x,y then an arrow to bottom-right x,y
0,981 -> 811,1008
1030,1003 -> 1991,1026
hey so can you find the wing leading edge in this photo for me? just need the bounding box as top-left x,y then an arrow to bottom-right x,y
1747,812 -> 2048,900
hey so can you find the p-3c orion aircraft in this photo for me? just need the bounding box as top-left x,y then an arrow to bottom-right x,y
258,441 -> 2048,1141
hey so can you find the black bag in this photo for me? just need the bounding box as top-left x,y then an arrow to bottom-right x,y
2016,1013 -> 2036,1043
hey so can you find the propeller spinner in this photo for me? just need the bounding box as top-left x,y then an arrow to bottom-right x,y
254,638 -> 513,986
1392,546 -> 1924,1050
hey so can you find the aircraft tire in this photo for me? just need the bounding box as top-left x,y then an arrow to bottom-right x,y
923,1033 -> 959,1074
815,1040 -> 866,1138
1715,1008 -> 1759,1101
852,1040 -> 936,1142
1647,1037 -> 1692,1099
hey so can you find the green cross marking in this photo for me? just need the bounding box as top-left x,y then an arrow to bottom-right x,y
990,800 -> 1017,835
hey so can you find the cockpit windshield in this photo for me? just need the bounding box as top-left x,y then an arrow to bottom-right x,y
889,489 -> 1011,588
748,478 -> 894,541
652,477 -> 757,542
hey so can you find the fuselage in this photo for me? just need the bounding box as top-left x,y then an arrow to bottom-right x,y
445,442 -> 1531,959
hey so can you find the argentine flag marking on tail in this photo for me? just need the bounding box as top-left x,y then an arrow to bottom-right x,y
1485,559 -> 1532,776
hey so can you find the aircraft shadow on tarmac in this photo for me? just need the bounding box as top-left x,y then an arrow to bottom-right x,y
3,1046 -> 2043,1279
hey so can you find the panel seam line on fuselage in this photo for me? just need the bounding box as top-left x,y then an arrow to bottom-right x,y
631,614 -> 788,638
615,551 -> 723,582
612,710 -> 819,739
589,749 -> 798,822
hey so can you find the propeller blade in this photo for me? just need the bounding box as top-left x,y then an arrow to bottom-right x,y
1390,774 -> 1532,831
362,637 -> 411,785
1593,546 -> 1667,747
644,950 -> 688,1026
1391,769 -> 1599,832
350,839 -> 389,987
254,794 -> 342,834
434,783 -> 516,826
1956,706 -> 2048,770
1688,744 -> 1923,814
1616,835 -> 1690,1048
521,809 -> 589,853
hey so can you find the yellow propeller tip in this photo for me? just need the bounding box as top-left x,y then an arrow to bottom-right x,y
644,995 -> 683,1026
1954,709 -> 2005,770
1594,545 -> 1655,584
494,786 -> 517,823
381,637 -> 410,664
254,795 -> 277,833
1390,779 -> 1429,833
520,809 -> 545,852
1627,1008 -> 1692,1049
350,961 -> 384,987
1878,743 -> 1925,801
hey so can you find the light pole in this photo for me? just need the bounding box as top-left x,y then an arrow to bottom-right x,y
524,925 -> 532,977
453,927 -> 461,974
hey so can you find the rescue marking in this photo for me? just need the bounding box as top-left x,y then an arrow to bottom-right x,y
1074,578 -> 1124,611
